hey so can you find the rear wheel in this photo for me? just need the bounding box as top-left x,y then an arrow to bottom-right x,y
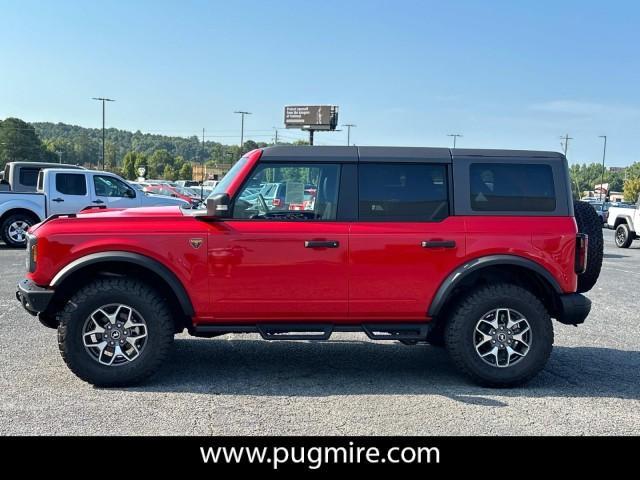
1,213 -> 36,247
615,223 -> 633,248
57,278 -> 174,387
573,201 -> 603,292
445,283 -> 553,387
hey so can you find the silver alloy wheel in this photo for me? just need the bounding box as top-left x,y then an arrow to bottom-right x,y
474,308 -> 532,368
615,226 -> 626,246
7,220 -> 30,243
82,304 -> 148,366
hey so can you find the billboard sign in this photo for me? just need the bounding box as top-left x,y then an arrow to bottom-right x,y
284,105 -> 338,130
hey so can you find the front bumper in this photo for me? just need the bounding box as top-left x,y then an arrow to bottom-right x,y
556,293 -> 591,326
16,278 -> 54,316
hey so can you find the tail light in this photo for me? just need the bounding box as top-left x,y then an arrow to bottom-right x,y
575,233 -> 588,274
272,198 -> 282,207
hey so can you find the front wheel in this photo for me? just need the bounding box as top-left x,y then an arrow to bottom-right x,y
445,284 -> 553,387
57,278 -> 174,387
615,224 -> 633,248
1,213 -> 36,247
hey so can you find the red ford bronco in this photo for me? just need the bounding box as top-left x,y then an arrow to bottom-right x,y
16,146 -> 603,387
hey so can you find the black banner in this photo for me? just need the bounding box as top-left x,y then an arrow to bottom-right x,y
0,436 -> 634,472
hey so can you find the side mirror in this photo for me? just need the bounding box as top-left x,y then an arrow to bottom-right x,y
125,189 -> 136,198
206,193 -> 231,218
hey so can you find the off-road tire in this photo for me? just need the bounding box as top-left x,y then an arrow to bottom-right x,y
573,201 -> 603,292
614,223 -> 633,249
57,278 -> 174,387
445,283 -> 553,388
1,213 -> 36,248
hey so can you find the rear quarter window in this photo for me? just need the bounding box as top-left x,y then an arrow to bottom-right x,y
470,163 -> 556,212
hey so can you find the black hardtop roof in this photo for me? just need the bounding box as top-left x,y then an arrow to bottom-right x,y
259,145 -> 565,163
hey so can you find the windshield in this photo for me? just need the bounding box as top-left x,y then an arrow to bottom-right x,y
209,156 -> 248,198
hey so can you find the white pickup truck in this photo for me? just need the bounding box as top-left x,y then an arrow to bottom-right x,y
0,168 -> 189,247
607,197 -> 640,248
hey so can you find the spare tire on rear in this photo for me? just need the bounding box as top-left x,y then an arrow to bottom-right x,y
573,201 -> 603,293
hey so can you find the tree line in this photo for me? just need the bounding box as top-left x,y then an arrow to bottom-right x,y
1,116 -> 639,200
0,117 -> 276,180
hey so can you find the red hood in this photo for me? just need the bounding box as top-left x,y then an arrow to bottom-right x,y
76,206 -> 185,219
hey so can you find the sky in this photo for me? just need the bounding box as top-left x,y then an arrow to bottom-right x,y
1,0 -> 639,166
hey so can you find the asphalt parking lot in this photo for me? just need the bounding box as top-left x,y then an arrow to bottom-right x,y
0,229 -> 638,436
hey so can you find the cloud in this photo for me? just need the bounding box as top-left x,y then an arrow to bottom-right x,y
530,100 -> 640,118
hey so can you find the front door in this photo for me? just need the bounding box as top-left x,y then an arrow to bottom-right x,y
91,174 -> 139,209
206,161 -> 348,322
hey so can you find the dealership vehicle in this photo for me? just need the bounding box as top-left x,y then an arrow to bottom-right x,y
591,202 -> 608,224
1,168 -> 189,247
16,146 -> 602,387
607,195 -> 640,247
0,161 -> 84,193
175,180 -> 200,188
143,184 -> 200,206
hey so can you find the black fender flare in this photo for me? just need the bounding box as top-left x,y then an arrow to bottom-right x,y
427,254 -> 562,317
50,251 -> 195,316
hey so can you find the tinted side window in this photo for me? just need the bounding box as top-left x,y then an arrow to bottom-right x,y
55,173 -> 87,195
470,163 -> 555,212
232,163 -> 340,220
94,175 -> 134,197
358,163 -> 449,221
19,167 -> 40,187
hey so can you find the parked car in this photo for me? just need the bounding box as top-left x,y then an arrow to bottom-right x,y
175,180 -> 200,188
607,195 -> 640,248
0,168 -> 189,247
591,202 -> 608,224
0,161 -> 84,193
143,184 -> 200,206
16,146 -> 602,388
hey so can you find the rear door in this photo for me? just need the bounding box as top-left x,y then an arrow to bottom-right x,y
349,150 -> 466,321
47,171 -> 91,216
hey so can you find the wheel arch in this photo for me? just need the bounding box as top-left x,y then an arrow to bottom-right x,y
613,215 -> 635,231
428,255 -> 563,321
0,207 -> 42,225
47,251 -> 194,332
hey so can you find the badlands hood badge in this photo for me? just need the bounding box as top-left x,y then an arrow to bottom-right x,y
189,238 -> 203,249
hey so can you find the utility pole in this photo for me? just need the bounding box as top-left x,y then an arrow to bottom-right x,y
273,127 -> 279,145
234,111 -> 251,154
560,134 -> 573,157
92,97 -> 115,170
447,134 -> 463,149
342,124 -> 356,146
599,135 -> 607,202
56,151 -> 63,164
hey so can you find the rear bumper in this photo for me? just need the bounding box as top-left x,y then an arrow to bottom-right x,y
16,278 -> 54,316
556,293 -> 591,325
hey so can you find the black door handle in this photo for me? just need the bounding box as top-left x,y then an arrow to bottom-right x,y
92,199 -> 104,204
421,240 -> 456,249
52,198 -> 64,203
304,240 -> 339,248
